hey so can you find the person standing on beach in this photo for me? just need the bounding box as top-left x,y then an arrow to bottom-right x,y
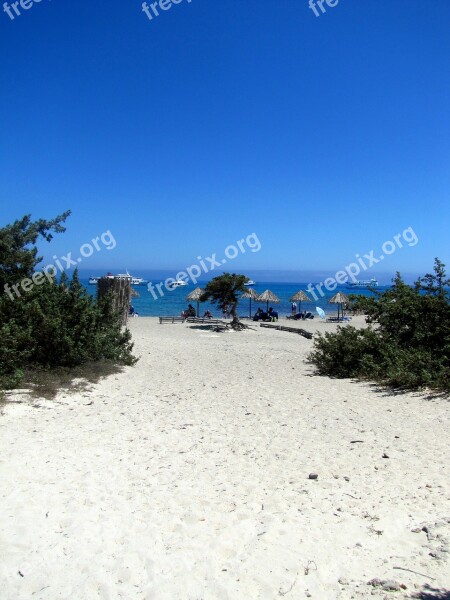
291,301 -> 297,315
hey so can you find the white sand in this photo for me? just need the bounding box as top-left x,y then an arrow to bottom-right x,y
1,317 -> 449,600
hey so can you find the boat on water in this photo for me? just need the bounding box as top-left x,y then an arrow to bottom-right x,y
88,272 -> 148,286
167,279 -> 188,289
130,277 -> 148,286
244,280 -> 256,286
346,278 -> 379,289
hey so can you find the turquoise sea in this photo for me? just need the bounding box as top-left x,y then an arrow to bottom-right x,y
80,278 -> 389,318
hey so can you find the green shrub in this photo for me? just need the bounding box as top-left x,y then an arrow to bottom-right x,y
0,213 -> 136,390
309,259 -> 450,392
308,326 -> 382,379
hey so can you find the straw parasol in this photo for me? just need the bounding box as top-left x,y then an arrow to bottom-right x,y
257,289 -> 281,312
186,287 -> 205,317
328,291 -> 349,320
289,290 -> 311,314
241,288 -> 259,318
130,288 -> 140,298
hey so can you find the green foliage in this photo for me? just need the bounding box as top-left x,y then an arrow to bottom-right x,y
309,259 -> 450,392
200,273 -> 249,320
309,326 -> 382,379
0,211 -> 71,292
0,213 -> 136,390
415,257 -> 450,299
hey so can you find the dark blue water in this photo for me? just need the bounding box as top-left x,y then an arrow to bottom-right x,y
80,278 -> 388,318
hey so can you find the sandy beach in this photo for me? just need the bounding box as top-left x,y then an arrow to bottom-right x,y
1,316 -> 449,600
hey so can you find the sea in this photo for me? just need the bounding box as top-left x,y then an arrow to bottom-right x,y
79,277 -> 389,318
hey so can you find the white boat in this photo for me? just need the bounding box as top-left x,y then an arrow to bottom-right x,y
244,280 -> 255,286
113,272 -> 148,285
130,276 -> 148,286
89,272 -> 148,286
346,278 -> 379,289
167,279 -> 188,289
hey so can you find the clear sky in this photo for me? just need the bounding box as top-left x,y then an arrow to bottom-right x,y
1,0 -> 449,282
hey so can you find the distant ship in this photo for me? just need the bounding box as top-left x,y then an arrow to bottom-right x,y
89,272 -> 148,286
346,278 -> 379,289
167,279 -> 188,289
244,280 -> 255,286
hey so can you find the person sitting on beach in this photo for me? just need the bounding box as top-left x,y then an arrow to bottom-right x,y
203,310 -> 212,319
129,305 -> 138,317
253,308 -> 263,321
268,307 -> 278,322
181,304 -> 196,318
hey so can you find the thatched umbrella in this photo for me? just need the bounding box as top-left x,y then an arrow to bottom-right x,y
186,287 -> 204,317
241,288 -> 259,318
289,290 -> 311,314
328,291 -> 349,320
257,289 -> 281,312
130,288 -> 140,298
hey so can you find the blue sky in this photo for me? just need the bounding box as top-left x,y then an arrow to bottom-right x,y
1,0 -> 449,282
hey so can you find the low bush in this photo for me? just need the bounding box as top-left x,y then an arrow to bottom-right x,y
308,259 -> 450,392
0,213 -> 136,390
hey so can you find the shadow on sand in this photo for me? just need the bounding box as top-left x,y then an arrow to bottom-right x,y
412,585 -> 450,599
0,360 -> 124,410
